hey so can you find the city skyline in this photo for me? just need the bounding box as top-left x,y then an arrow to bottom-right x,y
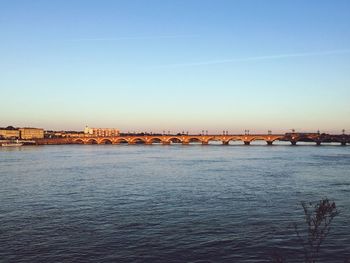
1,0 -> 350,133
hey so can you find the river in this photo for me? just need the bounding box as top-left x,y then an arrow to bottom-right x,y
1,144 -> 349,262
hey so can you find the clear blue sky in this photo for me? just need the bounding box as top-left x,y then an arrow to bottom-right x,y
1,0 -> 349,133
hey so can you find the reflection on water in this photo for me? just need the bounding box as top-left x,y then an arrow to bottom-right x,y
0,145 -> 349,262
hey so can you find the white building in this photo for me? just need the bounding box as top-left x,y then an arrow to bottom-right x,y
84,126 -> 119,137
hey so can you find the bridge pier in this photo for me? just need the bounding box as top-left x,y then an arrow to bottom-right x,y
244,141 -> 250,145
202,141 -> 208,145
162,142 -> 170,145
316,141 -> 321,146
341,141 -> 346,146
222,141 -> 229,145
182,142 -> 189,145
266,141 -> 273,146
290,141 -> 297,146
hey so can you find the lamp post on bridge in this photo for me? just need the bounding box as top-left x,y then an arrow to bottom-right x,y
342,129 -> 346,135
268,130 -> 272,135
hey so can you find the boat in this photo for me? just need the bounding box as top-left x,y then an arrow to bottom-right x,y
1,139 -> 23,147
1,143 -> 23,147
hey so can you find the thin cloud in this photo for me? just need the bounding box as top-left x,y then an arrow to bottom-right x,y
70,34 -> 199,41
158,49 -> 350,68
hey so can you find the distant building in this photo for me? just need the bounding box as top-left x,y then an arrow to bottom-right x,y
84,126 -> 119,137
19,128 -> 44,139
65,132 -> 85,138
84,126 -> 93,135
0,128 -> 20,139
44,130 -> 84,138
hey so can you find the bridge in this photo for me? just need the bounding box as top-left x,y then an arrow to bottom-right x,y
36,133 -> 350,146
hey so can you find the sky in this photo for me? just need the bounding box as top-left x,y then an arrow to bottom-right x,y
0,0 -> 350,134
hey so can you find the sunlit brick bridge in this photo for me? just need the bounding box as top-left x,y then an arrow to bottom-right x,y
37,133 -> 350,146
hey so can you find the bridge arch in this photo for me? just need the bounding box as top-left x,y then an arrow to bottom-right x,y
289,136 -> 317,145
269,136 -> 283,142
130,137 -> 146,144
226,137 -> 244,144
73,139 -> 84,144
205,137 -> 222,144
249,136 -> 267,142
226,136 -> 244,142
188,137 -> 202,144
300,136 -> 315,142
100,138 -> 113,144
86,138 -> 98,144
166,137 -> 183,143
149,137 -> 163,144
114,138 -> 128,144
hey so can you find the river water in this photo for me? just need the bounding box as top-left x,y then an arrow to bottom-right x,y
0,144 -> 349,262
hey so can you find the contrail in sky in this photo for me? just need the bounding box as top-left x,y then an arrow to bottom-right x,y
70,34 -> 199,41
158,49 -> 350,68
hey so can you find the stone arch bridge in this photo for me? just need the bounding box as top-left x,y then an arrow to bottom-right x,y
50,133 -> 349,146
72,134 -> 284,145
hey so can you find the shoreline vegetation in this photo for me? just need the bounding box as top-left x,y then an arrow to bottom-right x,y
272,198 -> 344,262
